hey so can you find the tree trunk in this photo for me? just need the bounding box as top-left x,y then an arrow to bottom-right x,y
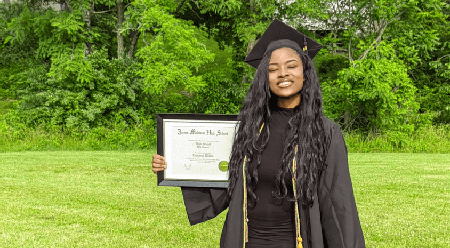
65,0 -> 73,13
117,0 -> 125,59
344,110 -> 350,131
249,0 -> 255,13
127,27 -> 140,59
175,0 -> 187,15
82,1 -> 94,57
4,0 -> 10,12
241,38 -> 258,84
333,30 -> 337,55
372,106 -> 377,135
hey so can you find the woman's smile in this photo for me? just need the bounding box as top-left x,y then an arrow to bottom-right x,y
277,80 -> 293,87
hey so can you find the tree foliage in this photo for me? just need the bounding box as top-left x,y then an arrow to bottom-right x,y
10,48 -> 145,130
283,0 -> 449,131
322,43 -> 424,134
136,0 -> 214,94
0,0 -> 449,135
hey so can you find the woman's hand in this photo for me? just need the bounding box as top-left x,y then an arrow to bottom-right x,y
152,154 -> 167,174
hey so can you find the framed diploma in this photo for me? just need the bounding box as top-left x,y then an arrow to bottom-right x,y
156,113 -> 238,188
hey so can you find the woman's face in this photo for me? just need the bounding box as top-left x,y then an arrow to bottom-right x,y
268,47 -> 304,108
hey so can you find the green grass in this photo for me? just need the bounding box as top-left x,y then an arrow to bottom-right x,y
351,153 -> 449,247
0,151 -> 225,247
1,99 -> 449,153
0,120 -> 156,152
0,100 -> 15,117
1,152 -> 449,247
1,120 -> 449,153
345,125 -> 450,153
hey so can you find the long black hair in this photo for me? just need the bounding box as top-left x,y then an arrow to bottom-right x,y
227,46 -> 330,209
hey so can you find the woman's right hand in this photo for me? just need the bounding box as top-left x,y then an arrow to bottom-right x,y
152,154 -> 167,174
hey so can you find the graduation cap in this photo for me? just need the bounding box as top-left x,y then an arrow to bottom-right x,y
244,19 -> 323,68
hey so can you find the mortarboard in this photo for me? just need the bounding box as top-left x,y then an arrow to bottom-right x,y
244,19 -> 323,68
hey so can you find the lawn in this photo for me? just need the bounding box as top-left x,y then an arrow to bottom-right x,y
0,151 -> 449,247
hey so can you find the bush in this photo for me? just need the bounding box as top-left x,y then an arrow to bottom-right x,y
322,43 -> 423,135
345,124 -> 450,153
9,48 -> 147,130
0,117 -> 157,152
0,100 -> 16,117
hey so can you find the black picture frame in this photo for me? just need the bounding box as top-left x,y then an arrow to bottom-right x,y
157,113 -> 238,188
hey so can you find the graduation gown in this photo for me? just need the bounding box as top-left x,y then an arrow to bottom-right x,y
181,117 -> 365,248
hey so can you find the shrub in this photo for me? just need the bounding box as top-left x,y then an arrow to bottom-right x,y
10,48 -> 146,130
345,124 -> 450,153
322,43 -> 423,135
0,117 -> 156,152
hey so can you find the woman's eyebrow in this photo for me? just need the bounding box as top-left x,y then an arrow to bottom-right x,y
269,59 -> 299,66
285,59 -> 298,63
269,59 -> 298,66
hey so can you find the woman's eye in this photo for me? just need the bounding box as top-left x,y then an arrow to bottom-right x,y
269,68 -> 277,72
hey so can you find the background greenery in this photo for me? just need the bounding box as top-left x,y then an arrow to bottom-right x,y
1,2 -> 448,247
1,0 -> 449,151
1,117 -> 450,153
1,151 -> 449,247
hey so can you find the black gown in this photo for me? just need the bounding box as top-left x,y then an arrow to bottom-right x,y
181,115 -> 365,248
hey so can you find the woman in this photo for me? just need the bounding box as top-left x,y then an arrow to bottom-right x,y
152,19 -> 365,248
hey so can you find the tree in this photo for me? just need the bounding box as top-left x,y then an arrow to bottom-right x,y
1,0 -> 449,132
1,0 -> 222,128
289,0 -> 449,130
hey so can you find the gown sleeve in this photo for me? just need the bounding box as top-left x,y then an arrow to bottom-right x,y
318,123 -> 365,247
180,187 -> 229,226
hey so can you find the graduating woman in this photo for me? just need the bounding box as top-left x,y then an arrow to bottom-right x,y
152,19 -> 365,248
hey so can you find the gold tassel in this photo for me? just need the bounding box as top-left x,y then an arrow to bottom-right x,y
298,236 -> 303,248
293,145 -> 302,248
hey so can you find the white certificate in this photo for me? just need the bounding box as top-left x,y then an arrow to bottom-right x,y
157,114 -> 238,188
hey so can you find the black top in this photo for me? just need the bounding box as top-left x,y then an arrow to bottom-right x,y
246,106 -> 296,247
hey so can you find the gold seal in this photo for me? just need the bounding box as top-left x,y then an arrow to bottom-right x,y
218,161 -> 228,172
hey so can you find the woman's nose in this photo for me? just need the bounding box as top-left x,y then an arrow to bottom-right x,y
278,66 -> 288,77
